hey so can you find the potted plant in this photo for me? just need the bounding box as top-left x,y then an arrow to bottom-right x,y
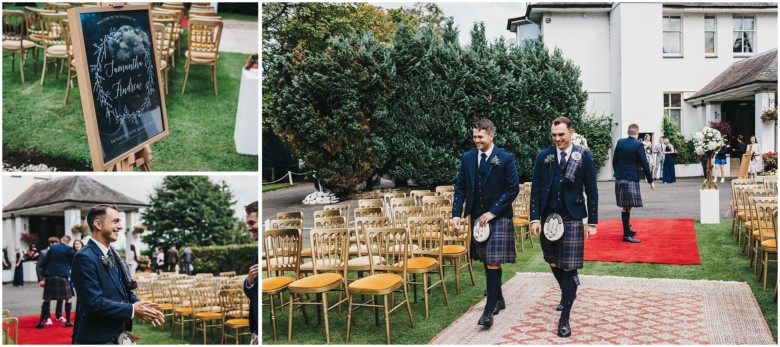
132,226 -> 146,235
761,107 -> 777,123
71,223 -> 90,238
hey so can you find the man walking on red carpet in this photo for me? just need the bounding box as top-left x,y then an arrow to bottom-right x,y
530,116 -> 598,338
452,118 -> 519,328
612,124 -> 655,243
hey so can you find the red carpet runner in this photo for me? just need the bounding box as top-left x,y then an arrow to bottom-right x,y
13,313 -> 74,345
584,218 -> 701,265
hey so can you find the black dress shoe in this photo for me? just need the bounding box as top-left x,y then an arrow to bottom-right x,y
556,300 -> 564,311
35,322 -> 44,329
483,290 -> 487,296
492,299 -> 506,315
557,319 -> 571,337
478,311 -> 494,327
622,236 -> 641,243
630,229 -> 637,236
65,321 -> 73,327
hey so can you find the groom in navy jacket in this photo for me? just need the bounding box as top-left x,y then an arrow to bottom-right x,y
530,116 -> 599,338
452,118 -> 519,328
612,123 -> 655,243
71,204 -> 164,344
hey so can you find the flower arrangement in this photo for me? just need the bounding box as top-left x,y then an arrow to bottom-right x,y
544,154 -> 555,166
100,254 -> 115,269
692,127 -> 725,156
572,133 -> 589,149
761,107 -> 777,123
20,232 -> 38,245
71,223 -> 90,237
762,151 -> 777,171
133,226 -> 146,235
708,121 -> 732,146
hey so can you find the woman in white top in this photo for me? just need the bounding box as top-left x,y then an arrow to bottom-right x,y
747,135 -> 762,179
642,134 -> 654,175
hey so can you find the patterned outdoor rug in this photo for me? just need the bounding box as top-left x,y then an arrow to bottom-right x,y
429,273 -> 774,345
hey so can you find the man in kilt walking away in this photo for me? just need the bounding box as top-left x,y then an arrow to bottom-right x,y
613,123 -> 655,243
452,118 -> 519,328
530,117 -> 599,338
36,236 -> 76,328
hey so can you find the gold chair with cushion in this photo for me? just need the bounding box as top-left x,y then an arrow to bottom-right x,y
182,17 -> 222,95
287,228 -> 350,343
190,287 -> 223,343
422,196 -> 451,217
324,203 -> 351,228
392,206 -> 423,228
3,10 -> 37,83
513,184 -> 533,253
219,289 -> 250,344
382,192 -> 406,216
24,6 -> 54,65
358,199 -> 384,209
405,216 -> 449,319
731,180 -> 758,238
152,20 -> 173,95
346,227 -> 415,344
277,211 -> 303,220
734,184 -> 761,246
150,279 -> 174,330
439,191 -> 455,206
37,11 -> 67,86
754,203 -> 777,290
439,210 -> 475,295
262,228 -> 301,341
170,284 -> 195,339
435,185 -> 455,194
743,190 -> 775,259
410,190 -> 435,206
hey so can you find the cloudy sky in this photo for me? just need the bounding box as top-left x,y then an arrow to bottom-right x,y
373,2 -> 528,46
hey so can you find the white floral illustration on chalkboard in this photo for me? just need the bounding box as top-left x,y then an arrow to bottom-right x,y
89,25 -> 156,123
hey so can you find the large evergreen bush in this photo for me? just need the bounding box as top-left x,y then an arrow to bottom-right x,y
663,115 -> 697,164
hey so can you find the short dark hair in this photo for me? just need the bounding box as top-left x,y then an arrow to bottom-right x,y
86,204 -> 118,232
245,201 -> 258,215
473,118 -> 496,135
552,116 -> 573,129
61,235 -> 71,243
48,236 -> 60,244
628,124 -> 639,135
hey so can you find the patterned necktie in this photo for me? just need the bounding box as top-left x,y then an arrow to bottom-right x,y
560,151 -> 568,168
479,153 -> 489,175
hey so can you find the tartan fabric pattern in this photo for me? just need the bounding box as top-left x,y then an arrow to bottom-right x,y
562,145 -> 587,184
540,218 -> 584,270
43,276 -> 73,301
471,217 -> 516,264
615,179 -> 643,207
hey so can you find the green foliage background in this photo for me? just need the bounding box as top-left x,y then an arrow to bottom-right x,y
663,115 -> 697,164
190,244 -> 256,275
264,3 -> 611,194
141,176 -> 250,250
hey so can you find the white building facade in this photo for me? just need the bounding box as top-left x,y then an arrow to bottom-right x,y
508,2 -> 777,179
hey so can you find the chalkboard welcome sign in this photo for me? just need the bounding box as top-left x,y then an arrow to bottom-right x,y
68,4 -> 168,171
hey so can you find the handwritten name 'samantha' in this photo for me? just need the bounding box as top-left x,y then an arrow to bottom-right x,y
104,55 -> 143,78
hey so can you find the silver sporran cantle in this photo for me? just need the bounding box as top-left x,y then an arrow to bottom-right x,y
117,332 -> 136,345
473,221 -> 490,243
543,213 -> 565,241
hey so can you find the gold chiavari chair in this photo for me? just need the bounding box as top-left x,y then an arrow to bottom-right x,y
346,227 -> 415,344
392,206 -> 423,228
324,204 -> 351,228
743,189 -> 774,257
182,17 -> 223,95
435,185 -> 455,194
170,284 -> 195,339
731,180 -> 758,238
189,287 -> 223,343
439,210 -> 475,294
262,228 -> 301,341
405,217 -> 449,319
287,228 -> 350,343
38,11 -> 67,86
313,209 -> 340,219
312,216 -> 346,229
276,211 -> 303,220
44,2 -> 71,11
3,10 -> 38,83
350,216 -> 390,262
439,191 -> 455,206
422,196 -> 450,217
152,20 -> 173,94
151,8 -> 179,66
747,196 -> 777,271
383,192 -> 406,217
358,199 -> 384,209
219,288 -> 250,344
219,271 -> 236,278
763,175 -> 778,192
755,203 -> 778,291
734,184 -> 761,244
410,190 -> 435,206
150,279 -> 175,330
513,184 -> 533,253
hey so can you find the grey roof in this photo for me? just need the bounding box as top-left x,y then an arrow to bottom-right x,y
687,49 -> 777,100
4,176 -> 147,212
663,2 -> 777,8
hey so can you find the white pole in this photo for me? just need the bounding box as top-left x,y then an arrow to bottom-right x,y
288,171 -> 293,185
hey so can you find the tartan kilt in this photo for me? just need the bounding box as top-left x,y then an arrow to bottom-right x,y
43,276 -> 72,301
470,217 -> 515,264
615,179 -> 643,207
540,218 -> 584,270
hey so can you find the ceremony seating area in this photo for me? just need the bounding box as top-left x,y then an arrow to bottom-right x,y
263,185 -> 486,343
729,176 -> 778,293
131,271 -> 251,344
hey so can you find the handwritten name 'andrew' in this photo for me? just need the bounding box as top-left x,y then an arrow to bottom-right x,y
103,55 -> 144,78
113,78 -> 143,99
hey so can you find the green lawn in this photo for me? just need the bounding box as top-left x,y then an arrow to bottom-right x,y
133,318 -> 251,345
2,11 -> 257,171
262,220 -> 778,344
263,183 -> 296,192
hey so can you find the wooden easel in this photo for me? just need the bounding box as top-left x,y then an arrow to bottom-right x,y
738,144 -> 753,179
105,146 -> 152,172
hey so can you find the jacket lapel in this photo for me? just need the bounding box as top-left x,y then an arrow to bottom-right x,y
482,147 -> 500,185
468,150 -> 478,190
87,240 -> 125,300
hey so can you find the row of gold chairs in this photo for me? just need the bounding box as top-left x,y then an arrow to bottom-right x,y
730,177 -> 778,293
133,273 -> 250,344
262,215 -> 473,343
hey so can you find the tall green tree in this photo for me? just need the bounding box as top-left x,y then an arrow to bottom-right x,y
141,176 -> 241,251
265,33 -> 395,195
